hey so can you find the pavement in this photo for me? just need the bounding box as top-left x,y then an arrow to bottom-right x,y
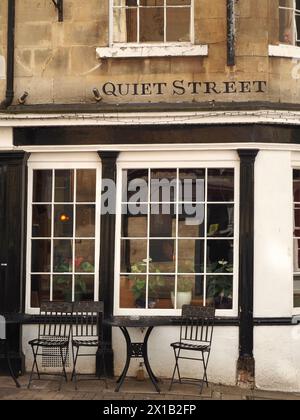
0,374 -> 300,400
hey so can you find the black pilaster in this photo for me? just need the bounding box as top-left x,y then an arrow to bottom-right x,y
0,151 -> 29,376
97,151 -> 119,377
237,149 -> 259,387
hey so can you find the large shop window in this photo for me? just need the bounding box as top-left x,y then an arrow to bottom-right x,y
279,0 -> 300,46
27,166 -> 100,311
117,167 -> 236,315
293,170 -> 300,308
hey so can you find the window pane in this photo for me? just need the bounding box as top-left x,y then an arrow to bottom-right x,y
33,170 -> 52,203
75,275 -> 94,302
151,169 -> 177,202
122,205 -> 148,237
150,204 -> 176,237
206,276 -> 233,310
178,239 -> 204,273
294,275 -> 300,307
120,275 -> 147,309
279,0 -> 295,45
75,240 -> 95,273
31,275 -> 50,308
207,240 -> 234,273
53,240 -> 73,273
178,204 -> 205,237
149,240 -> 175,272
173,275 -> 202,309
55,170 -> 74,202
207,205 -> 234,237
208,169 -> 234,202
294,205 -> 300,237
148,275 -> 175,309
294,239 -> 300,272
32,205 -> 51,237
123,169 -> 148,202
179,169 -> 205,202
140,8 -> 164,42
166,7 -> 190,42
76,205 -> 95,238
54,205 -> 73,237
294,170 -> 300,201
31,240 -> 51,273
53,275 -> 72,302
121,239 -> 147,273
77,170 -> 96,202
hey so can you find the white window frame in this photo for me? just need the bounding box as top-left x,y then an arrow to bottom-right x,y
269,0 -> 300,59
293,167 -> 300,313
97,0 -> 208,59
114,153 -> 239,318
25,153 -> 102,315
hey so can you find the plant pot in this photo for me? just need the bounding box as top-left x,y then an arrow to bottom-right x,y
171,291 -> 192,309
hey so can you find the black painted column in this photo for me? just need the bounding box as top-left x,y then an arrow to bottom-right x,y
0,151 -> 29,376
237,149 -> 259,387
97,151 -> 119,377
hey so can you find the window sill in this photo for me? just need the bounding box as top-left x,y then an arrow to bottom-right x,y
269,44 -> 300,59
96,44 -> 208,59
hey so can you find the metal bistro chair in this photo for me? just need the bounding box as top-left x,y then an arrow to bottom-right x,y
71,301 -> 108,390
28,302 -> 73,390
169,305 -> 215,394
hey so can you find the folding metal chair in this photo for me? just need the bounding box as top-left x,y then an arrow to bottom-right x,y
71,301 -> 108,390
169,305 -> 215,394
28,302 -> 73,390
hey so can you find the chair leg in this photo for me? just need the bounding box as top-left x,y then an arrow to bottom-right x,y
58,346 -> 69,391
169,348 -> 181,391
28,345 -> 40,389
200,351 -> 210,394
71,346 -> 79,390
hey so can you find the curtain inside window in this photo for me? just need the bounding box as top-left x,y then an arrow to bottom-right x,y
113,0 -> 127,43
279,0 -> 295,44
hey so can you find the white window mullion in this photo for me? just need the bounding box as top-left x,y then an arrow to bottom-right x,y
146,168 -> 151,309
203,168 -> 208,307
50,169 -> 55,301
175,168 -> 180,309
72,170 -> 77,302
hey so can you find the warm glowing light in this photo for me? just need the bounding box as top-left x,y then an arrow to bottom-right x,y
60,213 -> 70,222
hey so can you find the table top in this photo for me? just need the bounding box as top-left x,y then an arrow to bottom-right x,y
104,316 -> 180,328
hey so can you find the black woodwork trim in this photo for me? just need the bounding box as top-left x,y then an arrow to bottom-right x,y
238,149 -> 259,361
98,151 -> 120,377
14,124 -> 300,147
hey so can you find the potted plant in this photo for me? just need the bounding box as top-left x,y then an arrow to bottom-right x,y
206,260 -> 233,309
131,259 -> 163,308
171,277 -> 194,309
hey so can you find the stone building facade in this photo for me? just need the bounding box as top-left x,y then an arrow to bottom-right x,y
0,0 -> 300,393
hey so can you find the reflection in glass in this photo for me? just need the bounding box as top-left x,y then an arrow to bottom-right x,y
140,7 -> 164,42
149,240 -> 175,273
121,204 -> 148,238
178,204 -> 205,237
166,7 -> 190,42
121,240 -> 147,273
76,205 -> 95,237
31,240 -> 51,273
178,240 -> 204,273
55,170 -> 74,202
179,169 -> 205,202
33,170 -> 52,203
122,169 -> 148,202
77,170 -> 96,202
75,275 -> 94,302
75,240 -> 95,273
206,276 -> 233,310
148,275 -> 175,309
32,205 -> 51,237
120,275 -> 147,309
31,275 -> 50,308
206,240 -> 233,273
208,169 -> 234,202
150,204 -> 176,238
53,275 -> 72,302
53,240 -> 72,273
54,205 -> 73,237
151,169 -> 177,202
207,205 -> 234,237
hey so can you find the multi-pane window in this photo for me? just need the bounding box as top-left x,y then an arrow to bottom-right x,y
29,168 -> 99,308
293,170 -> 300,307
279,0 -> 300,46
112,0 -> 193,44
119,168 -> 235,312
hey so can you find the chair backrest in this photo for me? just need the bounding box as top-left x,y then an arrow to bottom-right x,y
72,301 -> 104,339
38,302 -> 73,339
180,305 -> 215,346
